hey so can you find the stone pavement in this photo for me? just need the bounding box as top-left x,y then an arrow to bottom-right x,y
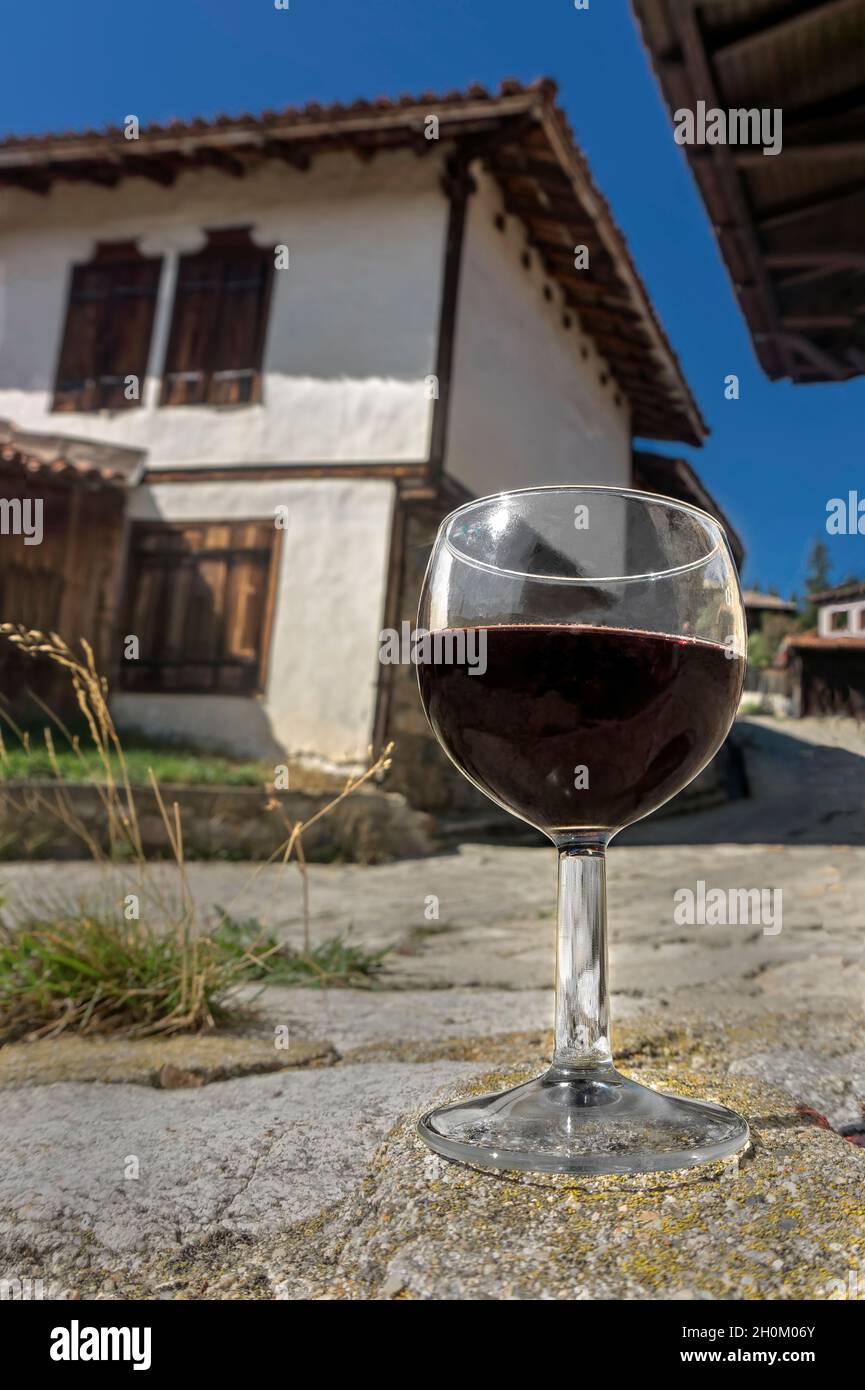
0,716 -> 862,1300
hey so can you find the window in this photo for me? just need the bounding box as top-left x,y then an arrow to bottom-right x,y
830,609 -> 850,631
121,522 -> 279,694
161,227 -> 273,406
53,241 -> 161,411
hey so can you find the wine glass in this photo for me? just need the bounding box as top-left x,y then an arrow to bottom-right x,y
415,484 -> 749,1174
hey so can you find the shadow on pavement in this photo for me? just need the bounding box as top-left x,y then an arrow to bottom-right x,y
622,719 -> 865,847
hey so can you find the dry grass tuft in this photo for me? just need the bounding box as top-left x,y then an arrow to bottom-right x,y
0,624 -> 393,1040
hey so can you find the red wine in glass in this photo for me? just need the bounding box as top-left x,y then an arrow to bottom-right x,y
419,624 -> 743,836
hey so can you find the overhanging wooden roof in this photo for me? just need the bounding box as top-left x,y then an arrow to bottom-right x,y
0,80 -> 705,445
633,0 -> 865,382
632,448 -> 745,567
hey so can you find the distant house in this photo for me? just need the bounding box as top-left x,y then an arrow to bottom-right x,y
777,581 -> 865,717
811,581 -> 865,640
0,80 -> 736,791
741,589 -> 796,634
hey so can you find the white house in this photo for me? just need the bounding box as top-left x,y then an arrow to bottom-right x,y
0,80 -> 719,790
815,587 -> 865,640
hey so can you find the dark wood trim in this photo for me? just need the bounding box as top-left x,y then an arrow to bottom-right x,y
258,525 -> 283,692
251,240 -> 276,407
427,156 -> 473,481
108,511 -> 135,690
56,487 -> 82,637
371,494 -> 407,757
143,461 -> 430,484
370,470 -> 475,754
398,474 -> 474,506
123,515 -> 275,529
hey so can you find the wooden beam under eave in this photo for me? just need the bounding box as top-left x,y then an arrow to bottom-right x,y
766,251 -> 865,271
758,175 -> 865,231
533,243 -> 618,276
262,141 -> 312,172
0,170 -> 52,194
571,302 -> 645,332
781,78 -> 865,132
194,146 -> 249,178
736,142 -> 865,168
80,163 -> 121,188
493,153 -> 576,192
557,280 -> 635,312
768,331 -> 851,382
121,157 -> 178,186
529,230 -> 605,257
712,0 -> 864,66
782,314 -> 856,330
501,197 -> 597,240
584,329 -> 665,364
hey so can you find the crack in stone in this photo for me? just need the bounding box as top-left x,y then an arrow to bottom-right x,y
215,1128 -> 283,1226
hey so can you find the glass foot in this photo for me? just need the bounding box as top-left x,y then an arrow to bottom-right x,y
419,1065 -> 750,1175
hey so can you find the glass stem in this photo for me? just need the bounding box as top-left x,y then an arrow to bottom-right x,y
553,844 -> 612,1071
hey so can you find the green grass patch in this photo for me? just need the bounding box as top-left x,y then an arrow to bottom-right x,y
0,909 -> 390,1043
0,914 -> 247,1044
0,721 -> 269,787
213,911 -> 389,989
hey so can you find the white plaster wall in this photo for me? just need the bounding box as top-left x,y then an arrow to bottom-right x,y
112,477 -> 395,763
0,151 -> 447,464
819,601 -> 865,638
446,166 -> 632,495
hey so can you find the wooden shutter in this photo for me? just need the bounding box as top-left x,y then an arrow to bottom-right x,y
161,228 -> 273,407
53,242 -> 161,412
121,521 -> 277,693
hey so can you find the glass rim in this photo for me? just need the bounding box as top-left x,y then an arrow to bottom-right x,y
440,483 -> 728,585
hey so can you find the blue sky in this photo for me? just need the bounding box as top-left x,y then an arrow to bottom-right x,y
2,0 -> 863,596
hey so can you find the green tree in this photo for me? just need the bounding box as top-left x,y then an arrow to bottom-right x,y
747,630 -> 773,670
799,540 -> 832,629
748,612 -> 796,669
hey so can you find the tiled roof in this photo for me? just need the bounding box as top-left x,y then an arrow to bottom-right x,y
810,580 -> 865,604
0,443 -> 130,487
778,630 -> 865,654
0,419 -> 144,487
3,82 -> 541,149
741,589 -> 797,611
0,80 -> 706,446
